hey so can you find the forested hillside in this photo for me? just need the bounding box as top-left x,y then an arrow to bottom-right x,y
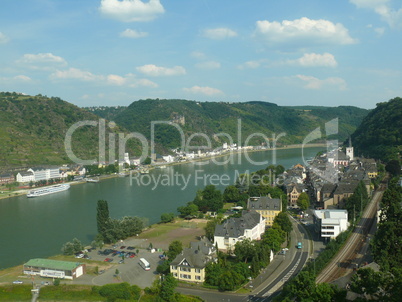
0,92 -> 139,169
112,99 -> 368,151
350,97 -> 402,162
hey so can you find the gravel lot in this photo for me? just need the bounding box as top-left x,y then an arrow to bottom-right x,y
70,240 -> 164,288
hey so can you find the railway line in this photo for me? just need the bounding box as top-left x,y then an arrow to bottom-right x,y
316,187 -> 384,283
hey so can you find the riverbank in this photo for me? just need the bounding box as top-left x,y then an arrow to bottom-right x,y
0,143 -> 325,201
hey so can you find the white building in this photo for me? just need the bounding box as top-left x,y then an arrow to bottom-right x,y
313,209 -> 349,239
214,210 -> 266,251
16,171 -> 35,183
28,167 -> 61,181
162,155 -> 175,163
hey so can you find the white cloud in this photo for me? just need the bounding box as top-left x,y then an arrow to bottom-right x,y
136,64 -> 186,76
51,68 -> 158,88
350,0 -> 402,28
17,53 -> 67,70
120,28 -> 148,38
191,51 -> 206,59
0,32 -> 9,44
195,61 -> 221,70
203,27 -> 238,40
51,68 -> 102,81
237,60 -> 263,70
288,53 -> 338,67
99,0 -> 165,22
295,75 -> 347,90
254,17 -> 357,46
14,75 -> 32,81
183,86 -> 223,96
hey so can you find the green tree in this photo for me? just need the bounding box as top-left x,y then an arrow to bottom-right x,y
204,218 -> 219,241
167,240 -> 183,261
159,273 -> 177,301
96,200 -> 110,237
160,212 -> 175,223
234,239 -> 255,263
297,192 -> 310,211
177,202 -> 198,217
274,212 -> 293,234
223,185 -> 240,203
61,241 -> 75,255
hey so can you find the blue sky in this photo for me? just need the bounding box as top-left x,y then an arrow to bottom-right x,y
0,0 -> 401,109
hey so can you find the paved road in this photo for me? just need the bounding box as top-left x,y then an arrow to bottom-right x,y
178,214 -> 312,302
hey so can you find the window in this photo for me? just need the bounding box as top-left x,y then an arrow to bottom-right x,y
180,267 -> 191,272
195,275 -> 201,280
171,265 -> 177,270
195,268 -> 201,273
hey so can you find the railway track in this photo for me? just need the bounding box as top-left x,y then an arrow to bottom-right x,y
316,188 -> 384,283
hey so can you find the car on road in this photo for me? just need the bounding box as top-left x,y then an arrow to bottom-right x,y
13,280 -> 23,284
104,258 -> 113,262
98,269 -> 105,275
297,242 -> 302,249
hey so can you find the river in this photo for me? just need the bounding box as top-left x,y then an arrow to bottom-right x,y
0,147 -> 323,270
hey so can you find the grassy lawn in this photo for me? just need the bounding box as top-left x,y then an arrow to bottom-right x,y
0,284 -> 32,301
137,218 -> 208,250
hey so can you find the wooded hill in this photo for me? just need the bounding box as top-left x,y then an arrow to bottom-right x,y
110,99 -> 368,151
0,92 -> 140,170
0,92 -> 371,169
350,97 -> 402,162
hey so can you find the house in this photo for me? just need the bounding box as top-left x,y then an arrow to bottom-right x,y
247,196 -> 282,226
214,210 -> 265,251
286,184 -> 305,206
23,258 -> 86,280
16,171 -> 35,183
0,173 -> 14,184
320,183 -> 336,202
313,209 -> 349,239
333,183 -> 358,207
170,238 -> 216,283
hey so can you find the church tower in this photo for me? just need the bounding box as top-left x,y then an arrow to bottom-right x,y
346,137 -> 354,161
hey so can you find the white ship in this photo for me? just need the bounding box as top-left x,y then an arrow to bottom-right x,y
27,184 -> 70,198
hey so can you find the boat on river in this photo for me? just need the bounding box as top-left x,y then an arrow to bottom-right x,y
27,184 -> 70,198
86,177 -> 100,183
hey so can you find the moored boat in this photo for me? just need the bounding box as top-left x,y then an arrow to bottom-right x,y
27,184 -> 70,198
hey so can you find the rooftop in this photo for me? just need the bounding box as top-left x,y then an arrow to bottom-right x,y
24,259 -> 83,271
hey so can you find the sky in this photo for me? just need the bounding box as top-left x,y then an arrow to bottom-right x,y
0,0 -> 401,109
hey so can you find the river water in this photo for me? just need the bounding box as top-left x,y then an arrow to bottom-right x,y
0,147 -> 322,269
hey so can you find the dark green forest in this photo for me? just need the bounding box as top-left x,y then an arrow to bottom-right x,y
350,97 -> 402,162
103,98 -> 368,152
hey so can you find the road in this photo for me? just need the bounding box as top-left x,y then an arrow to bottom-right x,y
178,214 -> 311,302
316,188 -> 383,284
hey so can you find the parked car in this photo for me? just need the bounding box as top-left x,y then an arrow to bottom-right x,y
12,280 -> 23,284
119,259 -> 124,264
104,258 -> 113,262
120,246 -> 126,249
98,269 -> 105,275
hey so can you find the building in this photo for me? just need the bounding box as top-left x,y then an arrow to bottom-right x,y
170,238 -> 216,283
28,167 -> 61,181
16,171 -> 35,183
214,210 -> 265,251
23,259 -> 86,280
0,173 -> 14,184
247,196 -> 282,226
313,209 -> 349,239
286,184 -> 305,206
333,183 -> 358,207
